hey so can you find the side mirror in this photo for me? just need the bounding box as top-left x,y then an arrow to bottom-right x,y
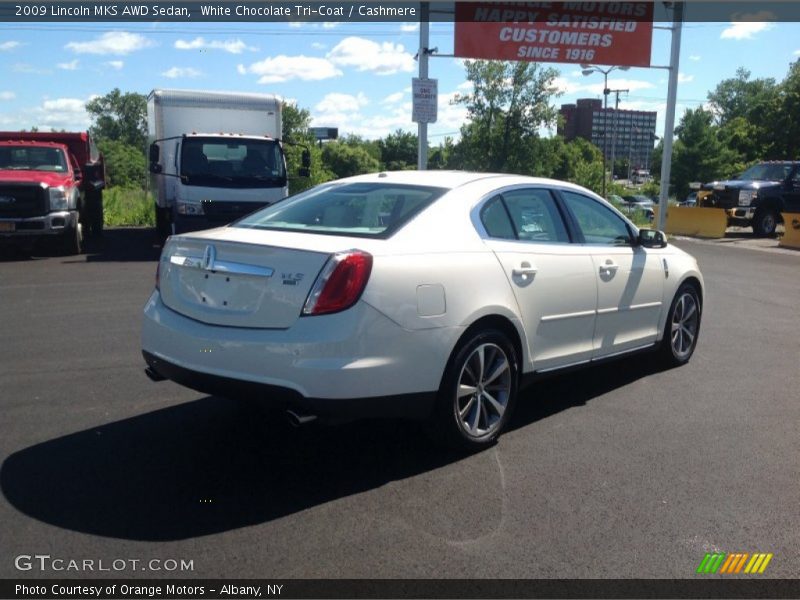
149,162 -> 163,174
149,143 -> 160,163
638,228 -> 667,249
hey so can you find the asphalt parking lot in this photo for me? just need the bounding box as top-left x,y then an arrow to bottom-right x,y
0,228 -> 798,579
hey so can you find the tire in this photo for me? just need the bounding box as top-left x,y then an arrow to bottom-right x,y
752,208 -> 778,237
428,328 -> 519,451
60,220 -> 83,256
658,283 -> 701,368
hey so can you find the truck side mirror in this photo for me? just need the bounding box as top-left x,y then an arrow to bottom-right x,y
150,162 -> 163,174
298,148 -> 311,177
149,143 -> 160,163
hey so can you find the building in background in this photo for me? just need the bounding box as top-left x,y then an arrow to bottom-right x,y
558,99 -> 657,174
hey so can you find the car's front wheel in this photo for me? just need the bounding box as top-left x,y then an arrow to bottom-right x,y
430,329 -> 519,451
658,283 -> 701,367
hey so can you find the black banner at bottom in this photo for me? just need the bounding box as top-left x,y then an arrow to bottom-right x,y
4,579 -> 800,599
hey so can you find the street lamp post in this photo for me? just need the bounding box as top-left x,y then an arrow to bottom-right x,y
581,64 -> 629,198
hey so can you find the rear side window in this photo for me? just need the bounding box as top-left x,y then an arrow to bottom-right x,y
561,191 -> 633,246
479,188 -> 569,244
502,189 -> 569,243
235,182 -> 447,239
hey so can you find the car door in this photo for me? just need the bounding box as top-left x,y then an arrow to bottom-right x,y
559,190 -> 665,358
477,188 -> 598,372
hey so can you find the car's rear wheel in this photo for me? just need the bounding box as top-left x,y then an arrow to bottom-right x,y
752,208 -> 778,237
658,283 -> 701,367
430,329 -> 518,450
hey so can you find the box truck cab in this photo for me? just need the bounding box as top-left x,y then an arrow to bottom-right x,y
147,89 -> 296,238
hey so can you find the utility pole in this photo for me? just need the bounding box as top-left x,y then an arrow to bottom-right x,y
416,2 -> 429,170
657,1 -> 684,232
608,88 -> 628,184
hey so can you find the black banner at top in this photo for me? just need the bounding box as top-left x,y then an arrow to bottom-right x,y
2,2 -> 800,23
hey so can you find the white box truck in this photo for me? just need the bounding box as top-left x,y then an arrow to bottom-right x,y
147,89 -> 308,237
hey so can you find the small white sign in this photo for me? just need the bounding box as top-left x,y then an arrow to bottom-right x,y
412,78 -> 438,124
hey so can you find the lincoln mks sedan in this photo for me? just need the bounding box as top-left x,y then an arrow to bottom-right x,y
142,171 -> 704,449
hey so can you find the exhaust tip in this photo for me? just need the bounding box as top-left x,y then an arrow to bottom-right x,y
286,409 -> 317,427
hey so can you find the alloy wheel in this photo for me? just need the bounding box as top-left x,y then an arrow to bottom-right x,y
455,343 -> 512,439
670,292 -> 698,360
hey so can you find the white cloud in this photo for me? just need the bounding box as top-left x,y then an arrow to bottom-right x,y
57,59 -> 79,71
382,92 -> 405,105
105,60 -> 124,70
327,37 -> 415,75
0,91 -> 15,101
678,72 -> 694,83
0,41 -> 21,51
794,50 -> 800,56
174,37 -> 255,54
162,66 -> 203,79
400,23 -> 420,32
238,55 -> 342,84
322,22 -> 339,29
315,92 -> 368,115
689,54 -> 701,61
4,97 -> 94,131
720,19 -> 774,40
552,77 -> 655,96
311,42 -> 327,50
66,31 -> 154,55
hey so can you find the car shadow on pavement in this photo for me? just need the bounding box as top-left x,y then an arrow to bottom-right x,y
0,228 -> 161,263
1,359 -> 661,542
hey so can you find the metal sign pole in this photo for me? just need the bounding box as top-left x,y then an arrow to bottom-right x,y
417,2 -> 430,170
657,1 -> 684,232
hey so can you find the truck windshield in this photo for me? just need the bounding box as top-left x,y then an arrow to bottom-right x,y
0,146 -> 68,172
737,163 -> 792,181
180,137 -> 286,188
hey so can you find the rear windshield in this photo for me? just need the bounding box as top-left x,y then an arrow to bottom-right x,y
234,182 -> 447,239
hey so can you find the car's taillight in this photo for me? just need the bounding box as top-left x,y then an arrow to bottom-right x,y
302,250 -> 373,316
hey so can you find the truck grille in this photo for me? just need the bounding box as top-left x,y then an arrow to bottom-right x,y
201,200 -> 269,223
706,190 -> 736,209
0,183 -> 47,218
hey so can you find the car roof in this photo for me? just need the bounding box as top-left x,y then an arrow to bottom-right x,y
334,170 -> 601,195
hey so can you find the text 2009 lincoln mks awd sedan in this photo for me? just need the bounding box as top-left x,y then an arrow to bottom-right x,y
142,171 -> 703,449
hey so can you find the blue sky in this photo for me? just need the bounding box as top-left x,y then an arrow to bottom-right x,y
0,19 -> 798,143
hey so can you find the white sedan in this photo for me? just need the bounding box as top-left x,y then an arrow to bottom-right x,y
142,171 -> 704,450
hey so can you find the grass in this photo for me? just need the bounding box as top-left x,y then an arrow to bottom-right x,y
103,187 -> 155,227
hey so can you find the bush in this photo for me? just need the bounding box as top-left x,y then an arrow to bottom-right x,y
103,187 -> 154,227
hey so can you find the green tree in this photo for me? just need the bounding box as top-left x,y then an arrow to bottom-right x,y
281,101 -> 334,194
452,59 -> 560,172
672,108 -> 739,198
85,88 -> 147,149
321,141 -> 380,179
97,138 -> 147,188
377,129 -> 418,170
774,59 -> 800,159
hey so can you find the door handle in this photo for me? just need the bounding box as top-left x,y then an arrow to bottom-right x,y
599,260 -> 619,274
512,262 -> 538,278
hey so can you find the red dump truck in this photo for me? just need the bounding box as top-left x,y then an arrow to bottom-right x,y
0,131 -> 106,254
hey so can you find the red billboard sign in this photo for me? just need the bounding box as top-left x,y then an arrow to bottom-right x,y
454,2 -> 654,68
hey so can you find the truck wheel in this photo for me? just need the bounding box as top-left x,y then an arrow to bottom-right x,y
60,221 -> 83,255
86,191 -> 104,238
752,208 -> 778,237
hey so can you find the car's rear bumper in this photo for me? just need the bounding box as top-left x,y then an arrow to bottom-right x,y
141,291 -> 452,419
142,349 -> 434,420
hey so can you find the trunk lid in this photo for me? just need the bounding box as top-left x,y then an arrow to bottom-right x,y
159,231 -> 334,329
